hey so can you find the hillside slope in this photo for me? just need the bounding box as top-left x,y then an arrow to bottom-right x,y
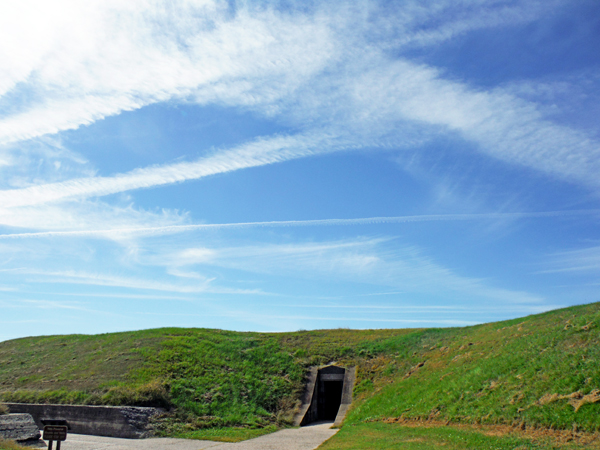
347,302 -> 600,433
1,302 -> 599,441
0,327 -> 410,433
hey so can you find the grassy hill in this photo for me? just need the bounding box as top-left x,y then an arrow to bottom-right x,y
0,327 -> 410,438
323,302 -> 600,449
1,302 -> 599,447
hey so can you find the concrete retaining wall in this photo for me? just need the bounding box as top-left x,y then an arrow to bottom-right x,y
6,403 -> 164,439
294,367 -> 319,426
333,366 -> 356,427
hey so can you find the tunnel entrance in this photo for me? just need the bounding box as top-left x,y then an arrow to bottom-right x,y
299,365 -> 349,426
319,380 -> 343,420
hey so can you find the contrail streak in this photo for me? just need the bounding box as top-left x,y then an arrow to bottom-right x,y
0,210 -> 598,240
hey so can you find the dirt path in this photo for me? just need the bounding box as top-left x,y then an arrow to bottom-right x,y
56,422 -> 337,450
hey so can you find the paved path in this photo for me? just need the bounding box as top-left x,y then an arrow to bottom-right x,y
54,422 -> 337,450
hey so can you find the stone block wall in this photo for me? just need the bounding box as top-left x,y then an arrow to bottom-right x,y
0,413 -> 43,445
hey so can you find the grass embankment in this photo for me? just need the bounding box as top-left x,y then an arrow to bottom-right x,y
323,302 -> 600,449
320,421 -> 594,450
0,327 -> 409,440
1,303 -> 599,447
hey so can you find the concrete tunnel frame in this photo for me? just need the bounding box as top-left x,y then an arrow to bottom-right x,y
294,365 -> 356,427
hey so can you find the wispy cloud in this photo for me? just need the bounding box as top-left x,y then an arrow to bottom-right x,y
1,210 -> 597,239
1,0 -> 598,195
540,245 -> 600,274
0,132 -> 347,208
228,314 -> 479,326
164,237 -> 544,305
297,56 -> 600,189
18,290 -> 198,301
276,303 -> 558,315
367,0 -> 565,49
0,1 -> 335,145
0,201 -> 187,235
134,310 -> 478,327
19,269 -> 263,295
0,298 -> 119,316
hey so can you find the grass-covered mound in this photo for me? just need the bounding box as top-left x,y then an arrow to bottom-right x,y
347,302 -> 600,430
0,327 -> 408,438
319,421 -> 581,450
1,302 -> 599,444
323,302 -> 600,449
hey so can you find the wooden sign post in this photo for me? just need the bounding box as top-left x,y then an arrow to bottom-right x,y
41,419 -> 69,450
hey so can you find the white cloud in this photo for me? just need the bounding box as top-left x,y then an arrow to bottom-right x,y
18,268 -> 262,295
1,209 -> 596,239
17,290 -> 197,301
0,201 -> 188,267
367,0 -> 565,48
0,132 -> 349,208
229,314 -> 479,326
167,267 -> 214,280
2,298 -> 113,315
540,245 -> 600,274
1,0 -> 597,197
0,201 -> 186,234
166,237 -> 544,305
279,303 -> 556,315
133,310 -> 479,327
290,56 -> 600,188
0,0 -> 336,145
176,247 -> 216,265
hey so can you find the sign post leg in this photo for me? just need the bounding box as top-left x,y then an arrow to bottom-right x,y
48,441 -> 53,450
57,441 -> 61,450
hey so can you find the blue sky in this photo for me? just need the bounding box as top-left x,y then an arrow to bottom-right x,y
1,0 -> 599,341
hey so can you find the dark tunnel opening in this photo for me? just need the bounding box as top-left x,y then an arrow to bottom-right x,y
300,365 -> 347,426
319,380 -> 343,420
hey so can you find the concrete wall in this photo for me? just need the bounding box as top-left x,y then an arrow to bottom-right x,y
333,366 -> 356,427
6,403 -> 164,439
293,367 -> 319,426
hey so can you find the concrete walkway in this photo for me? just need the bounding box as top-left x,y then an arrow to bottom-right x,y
53,422 -> 337,450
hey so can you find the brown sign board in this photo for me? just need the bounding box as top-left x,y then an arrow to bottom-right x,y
43,425 -> 68,442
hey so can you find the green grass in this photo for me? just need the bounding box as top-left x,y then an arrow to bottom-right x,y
1,302 -> 600,445
169,425 -> 278,442
0,326 -> 410,433
344,303 -> 600,432
319,422 -> 590,450
0,440 -> 26,450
